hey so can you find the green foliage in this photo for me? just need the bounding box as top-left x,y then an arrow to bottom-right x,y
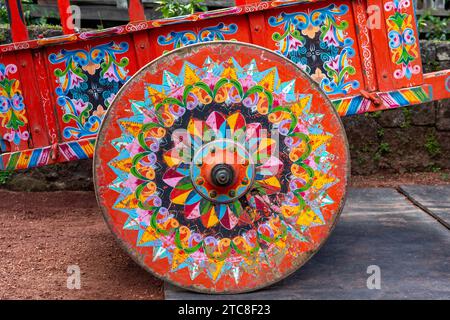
378,142 -> 390,154
418,12 -> 448,41
0,0 -> 48,26
373,142 -> 390,162
400,107 -> 412,128
367,111 -> 382,119
430,165 -> 441,173
0,3 -> 8,24
0,170 -> 12,185
155,0 -> 207,18
424,133 -> 441,157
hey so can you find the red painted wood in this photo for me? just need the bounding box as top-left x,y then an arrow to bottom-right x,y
351,0 -> 377,92
424,70 -> 450,102
128,0 -> 146,22
247,12 -> 267,48
34,50 -> 61,146
131,32 -> 153,68
57,0 -> 75,34
235,0 -> 260,5
367,0 -> 393,91
4,0 -> 29,42
14,50 -> 50,148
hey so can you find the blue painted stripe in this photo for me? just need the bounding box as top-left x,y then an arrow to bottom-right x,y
347,95 -> 364,115
28,149 -> 43,168
68,142 -> 88,159
389,91 -> 409,106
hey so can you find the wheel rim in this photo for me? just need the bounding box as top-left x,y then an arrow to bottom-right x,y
94,41 -> 349,294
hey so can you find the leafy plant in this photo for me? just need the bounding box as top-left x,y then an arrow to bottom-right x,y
0,2 -> 9,24
373,142 -> 390,162
424,133 -> 441,157
377,128 -> 385,138
378,142 -> 390,154
418,12 -> 448,41
155,0 -> 207,18
400,107 -> 412,128
0,170 -> 12,185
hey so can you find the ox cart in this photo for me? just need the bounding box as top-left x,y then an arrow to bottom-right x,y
1,0 -> 449,294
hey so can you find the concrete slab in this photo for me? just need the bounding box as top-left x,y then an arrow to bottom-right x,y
165,188 -> 450,300
399,185 -> 450,229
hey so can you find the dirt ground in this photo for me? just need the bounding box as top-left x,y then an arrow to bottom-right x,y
350,170 -> 450,187
0,172 -> 449,300
0,191 -> 163,300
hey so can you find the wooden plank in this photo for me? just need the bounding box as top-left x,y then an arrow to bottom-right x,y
352,0 -> 377,92
416,9 -> 450,17
28,4 -> 161,21
423,70 -> 450,102
399,185 -> 450,229
367,0 -> 394,92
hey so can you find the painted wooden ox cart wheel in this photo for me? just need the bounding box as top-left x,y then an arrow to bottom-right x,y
94,41 -> 349,294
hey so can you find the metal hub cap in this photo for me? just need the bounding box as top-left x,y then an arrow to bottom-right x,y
211,164 -> 234,187
191,140 -> 255,203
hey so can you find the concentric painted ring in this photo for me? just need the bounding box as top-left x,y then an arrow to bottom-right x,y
94,41 -> 349,294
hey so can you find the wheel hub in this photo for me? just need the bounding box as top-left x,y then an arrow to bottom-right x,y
191,140 -> 255,203
211,164 -> 234,187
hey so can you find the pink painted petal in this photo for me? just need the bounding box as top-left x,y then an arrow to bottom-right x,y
163,166 -> 187,187
206,111 -> 226,132
257,156 -> 283,176
219,205 -> 239,230
185,201 -> 202,220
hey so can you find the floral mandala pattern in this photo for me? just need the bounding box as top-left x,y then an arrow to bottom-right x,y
164,111 -> 282,231
269,4 -> 359,95
0,63 -> 29,148
97,44 -> 348,292
49,41 -> 130,139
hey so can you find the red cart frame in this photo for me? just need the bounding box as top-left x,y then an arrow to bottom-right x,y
1,0 -> 449,172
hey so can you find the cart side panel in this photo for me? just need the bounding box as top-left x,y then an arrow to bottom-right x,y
45,35 -> 141,143
262,0 -> 366,99
369,0 -> 423,91
0,53 -> 34,154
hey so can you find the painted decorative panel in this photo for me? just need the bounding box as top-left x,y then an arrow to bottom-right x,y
150,15 -> 252,58
384,0 -> 421,81
157,22 -> 238,50
265,0 -> 364,97
48,40 -> 133,141
0,63 -> 30,152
